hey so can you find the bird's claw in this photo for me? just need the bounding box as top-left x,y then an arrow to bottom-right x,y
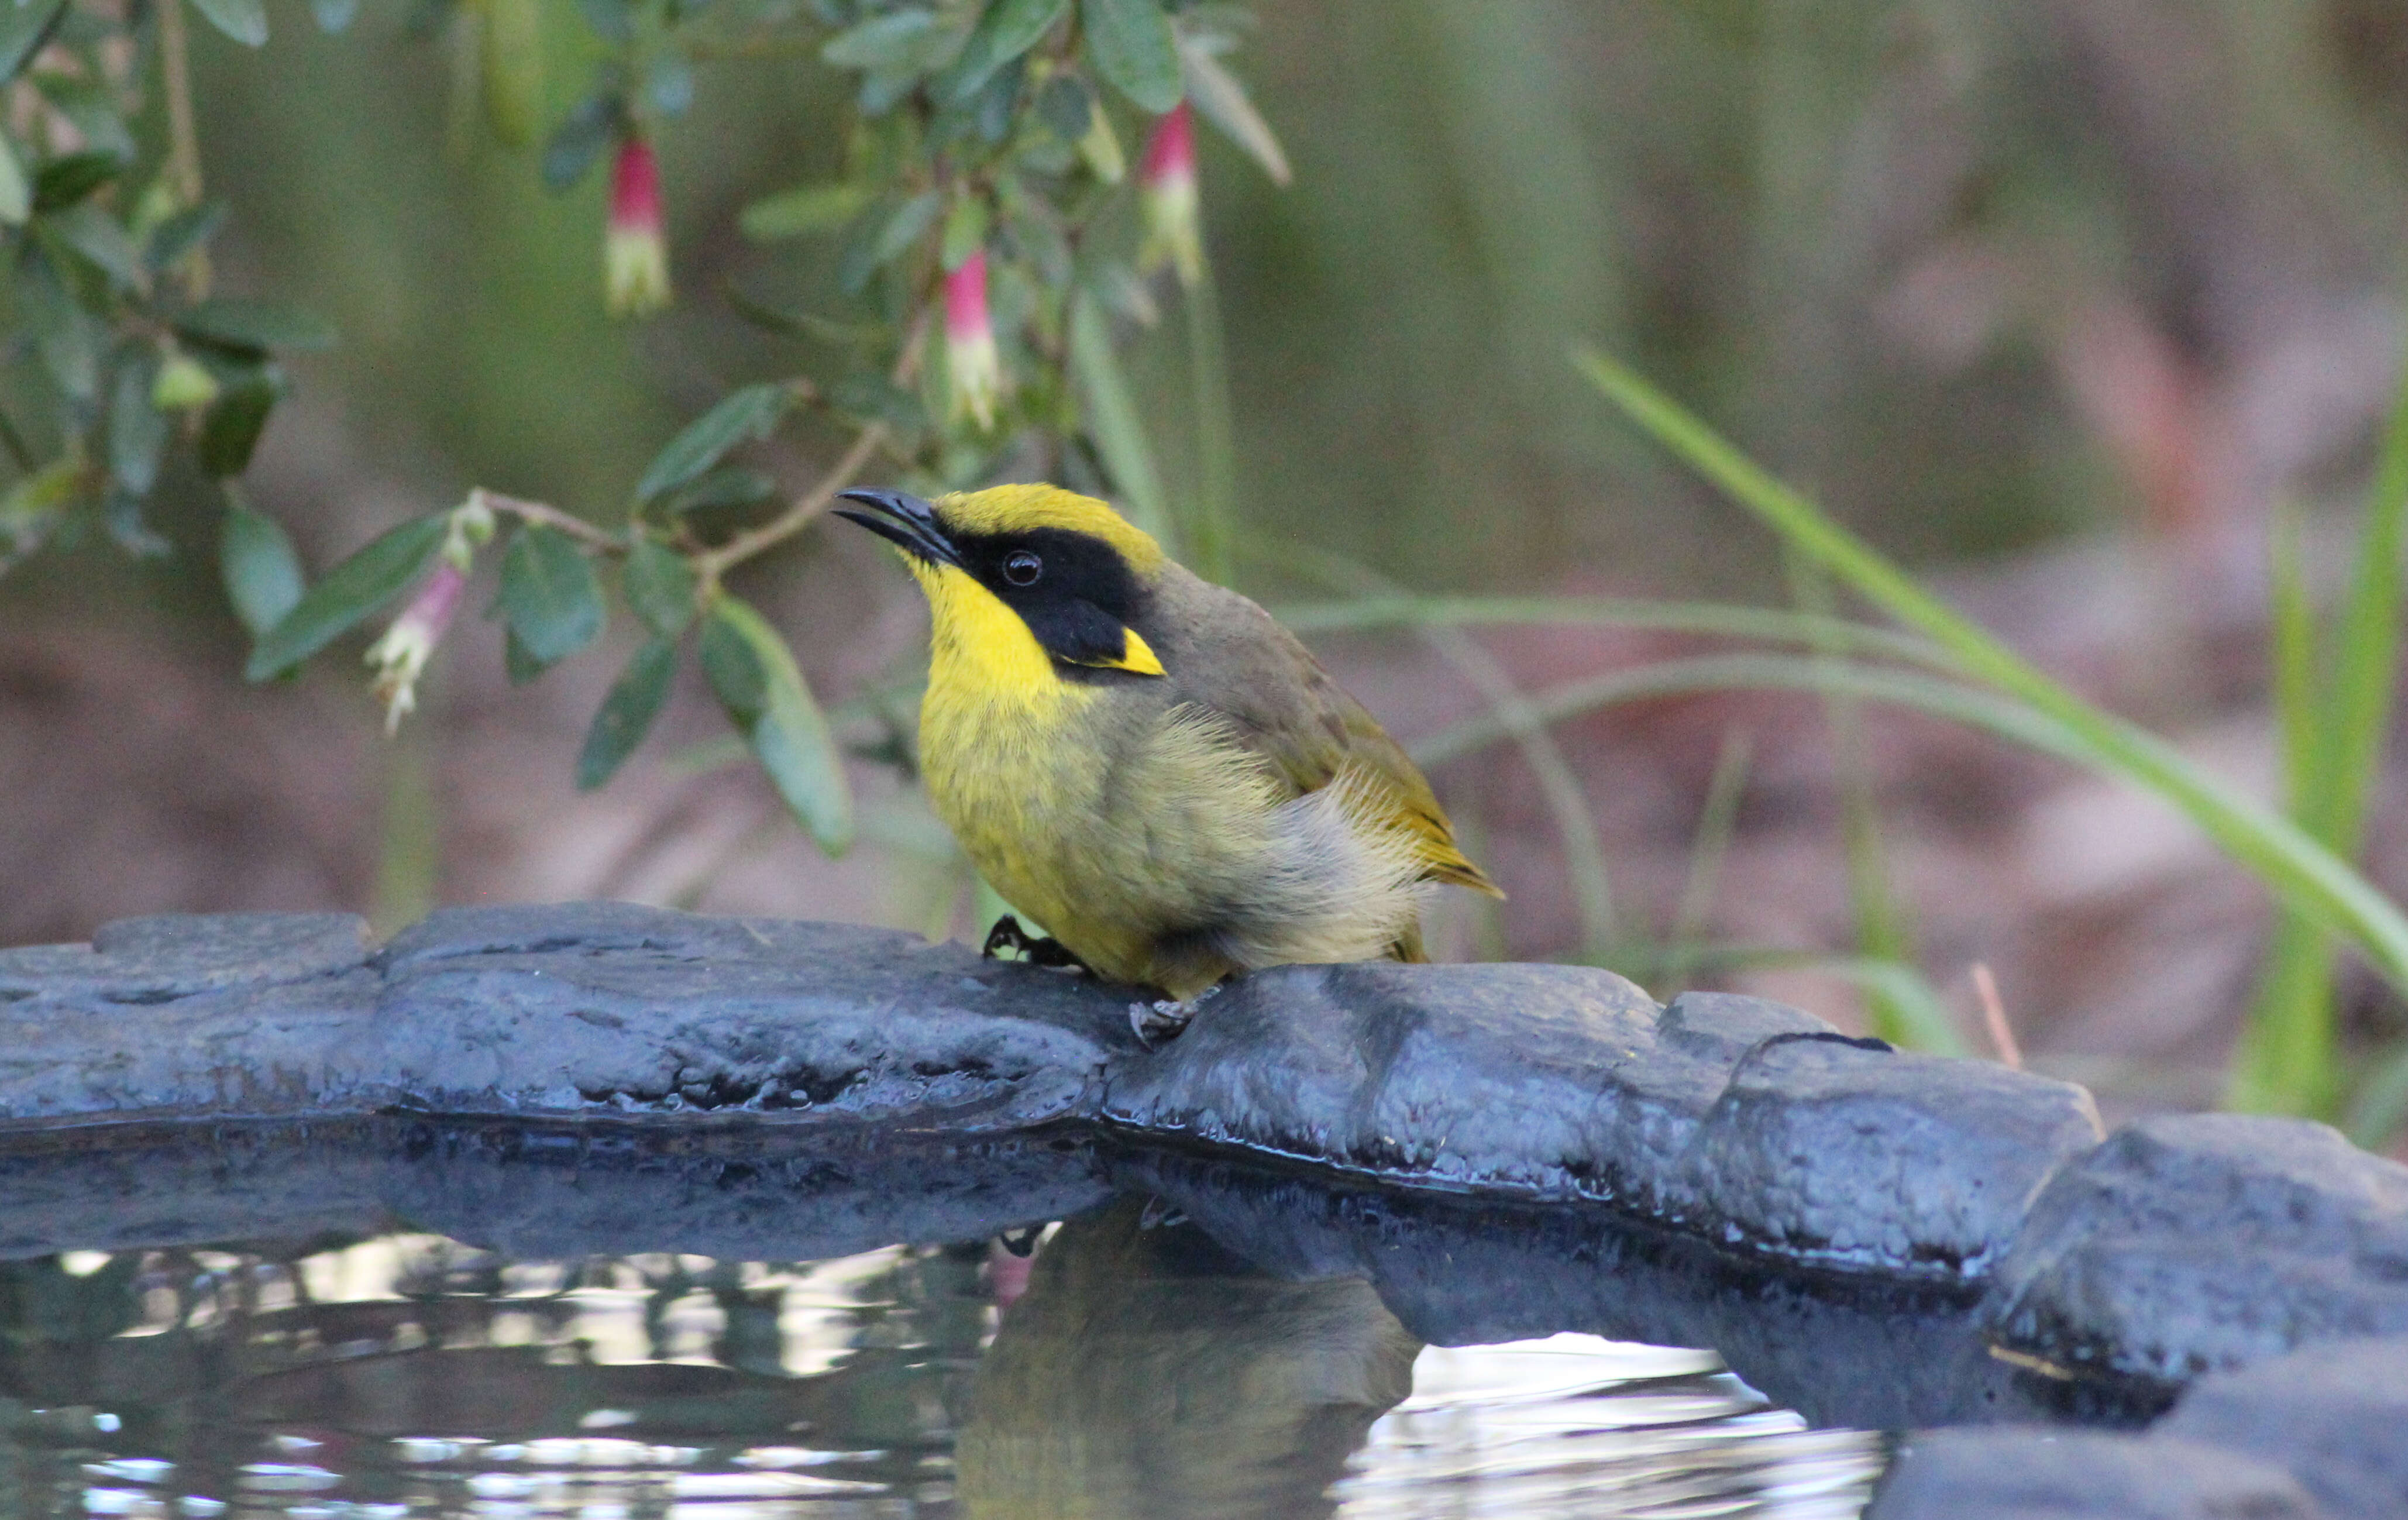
997,1224 -> 1045,1257
1127,997 -> 1195,1048
1137,1196 -> 1188,1232
982,915 -> 1091,974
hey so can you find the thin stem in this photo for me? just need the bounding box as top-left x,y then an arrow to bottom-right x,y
156,0 -> 208,299
691,304 -> 928,590
693,424 -> 886,591
468,489 -> 624,552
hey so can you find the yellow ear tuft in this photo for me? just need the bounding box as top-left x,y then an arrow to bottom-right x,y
1065,624 -> 1167,676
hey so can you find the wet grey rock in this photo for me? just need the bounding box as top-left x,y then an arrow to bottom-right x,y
1676,1033 -> 2104,1280
368,903 -> 1134,1129
1868,1428 -> 2328,1519
1109,1148 -> 2038,1432
385,1123 -> 1113,1264
1100,963 -> 1828,1211
0,1122 -> 393,1257
1985,1115 -> 2408,1382
2156,1333 -> 2408,1520
0,912 -> 370,1007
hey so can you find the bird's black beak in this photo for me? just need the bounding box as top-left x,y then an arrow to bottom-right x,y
834,487 -> 961,569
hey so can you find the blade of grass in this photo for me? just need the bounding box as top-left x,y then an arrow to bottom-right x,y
2240,346 -> 2408,1116
1574,346 -> 2408,1000
1271,593 -> 1955,669
2238,502 -> 2340,1113
2343,1040 -> 2408,1151
1070,290 -> 1174,549
1410,652 -> 2106,772
1181,252 -> 1237,586
1791,548 -> 1922,1046
1661,725 -> 1753,997
1253,538 -> 1618,956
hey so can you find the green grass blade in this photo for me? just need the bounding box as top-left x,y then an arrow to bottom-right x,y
2235,503 -> 2338,1114
1574,346 -> 2408,999
1662,726 -> 1753,998
1254,538 -> 1618,955
1270,593 -> 1955,669
1790,549 -> 1920,1046
1069,290 -> 1173,548
2343,1040 -> 2408,1151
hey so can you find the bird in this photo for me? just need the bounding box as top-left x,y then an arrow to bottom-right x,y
835,483 -> 1502,1032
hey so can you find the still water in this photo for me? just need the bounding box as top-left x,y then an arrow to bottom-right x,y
0,1120 -> 2047,1518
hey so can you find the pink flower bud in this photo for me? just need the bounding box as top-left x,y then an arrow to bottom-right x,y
1137,102 -> 1202,288
945,249 -> 1006,431
365,559 -> 466,734
605,136 -> 672,319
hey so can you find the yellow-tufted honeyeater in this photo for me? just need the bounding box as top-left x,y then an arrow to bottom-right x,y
837,484 -> 1502,1030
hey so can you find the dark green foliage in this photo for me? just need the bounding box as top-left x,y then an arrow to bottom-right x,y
245,515 -> 451,680
579,637 -> 679,789
496,525 -> 606,669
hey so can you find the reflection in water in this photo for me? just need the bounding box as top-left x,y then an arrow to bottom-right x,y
0,1207 -> 1883,1517
959,1199 -> 1420,1518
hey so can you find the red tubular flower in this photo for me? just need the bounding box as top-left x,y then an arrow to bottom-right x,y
606,135 -> 671,319
945,249 -> 1006,431
1137,101 -> 1202,288
365,560 -> 466,734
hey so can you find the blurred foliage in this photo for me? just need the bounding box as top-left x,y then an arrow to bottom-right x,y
0,0 -> 1291,853
7,1 -> 2408,1137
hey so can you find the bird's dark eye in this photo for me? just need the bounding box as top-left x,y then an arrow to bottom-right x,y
1002,550 -> 1043,586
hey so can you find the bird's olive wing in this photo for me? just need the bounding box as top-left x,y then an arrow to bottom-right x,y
1165,576 -> 1503,898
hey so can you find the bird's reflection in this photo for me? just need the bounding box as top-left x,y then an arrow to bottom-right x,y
959,1197 -> 1422,1520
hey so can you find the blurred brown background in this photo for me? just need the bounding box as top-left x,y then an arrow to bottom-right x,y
10,0 -> 2408,1127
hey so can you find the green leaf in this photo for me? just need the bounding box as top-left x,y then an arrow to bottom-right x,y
738,183 -> 869,241
576,0 -> 634,45
821,8 -> 938,70
503,625 -> 548,685
107,352 -> 167,497
188,0 -> 269,47
497,523 -> 605,667
48,202 -> 143,292
1079,0 -> 1179,112
244,515 -> 450,680
309,0 -> 360,32
656,465 -> 779,517
219,501 -> 304,638
1178,31 -> 1290,185
577,637 -> 677,789
197,368 -> 283,476
635,382 -> 794,503
1068,291 -> 1169,541
1037,73 -> 1093,142
1574,345 -> 2408,1010
623,535 -> 697,635
700,595 -> 853,852
31,151 -> 122,215
145,200 -> 227,274
174,299 -> 338,355
868,188 -> 943,270
542,96 -> 620,193
0,133 -> 28,226
0,0 -> 68,86
945,0 -> 1067,103
19,255 -> 101,403
939,192 -> 990,270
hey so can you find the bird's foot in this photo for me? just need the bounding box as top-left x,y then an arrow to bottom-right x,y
982,915 -> 1091,974
1127,983 -> 1220,1048
1136,1196 -> 1189,1232
996,1224 -> 1046,1258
